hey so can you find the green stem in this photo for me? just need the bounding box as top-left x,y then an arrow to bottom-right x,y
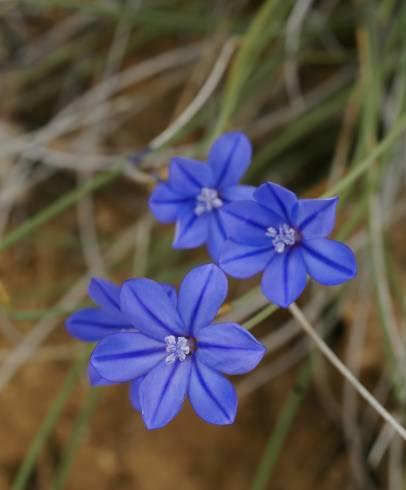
243,304 -> 278,330
323,114 -> 406,198
0,168 -> 120,253
12,351 -> 89,490
250,362 -> 311,490
211,0 -> 290,138
50,391 -> 99,490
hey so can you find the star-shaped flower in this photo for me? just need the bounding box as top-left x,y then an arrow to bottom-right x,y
219,182 -> 357,307
89,264 -> 266,429
148,132 -> 254,261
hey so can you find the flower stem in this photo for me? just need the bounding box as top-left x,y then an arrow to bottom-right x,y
288,302 -> 406,441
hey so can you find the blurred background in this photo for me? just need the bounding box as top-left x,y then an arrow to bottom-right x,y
0,0 -> 406,489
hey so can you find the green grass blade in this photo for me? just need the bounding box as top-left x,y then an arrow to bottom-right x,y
211,0 -> 291,138
50,391 -> 99,490
12,352 -> 89,490
0,168 -> 120,253
250,362 -> 311,490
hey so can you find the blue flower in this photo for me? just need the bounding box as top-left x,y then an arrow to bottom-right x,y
148,132 -> 254,261
65,278 -> 176,386
219,182 -> 357,307
89,264 -> 266,429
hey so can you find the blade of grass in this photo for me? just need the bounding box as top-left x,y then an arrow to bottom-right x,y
248,88 -> 350,179
210,0 -> 292,138
322,113 -> 406,198
50,390 -> 99,490
17,1 -> 218,35
250,362 -> 311,490
0,167 -> 121,253
243,304 -> 278,330
12,350 -> 89,490
289,303 -> 406,441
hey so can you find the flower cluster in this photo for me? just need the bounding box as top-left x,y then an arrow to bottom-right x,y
150,132 -> 357,307
66,131 -> 357,430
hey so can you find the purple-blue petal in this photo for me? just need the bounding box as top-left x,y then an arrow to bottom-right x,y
88,278 -> 121,311
173,206 -> 209,249
188,360 -> 237,425
206,210 -> 227,262
65,307 -> 132,342
90,332 -> 166,383
294,197 -> 338,239
148,183 -> 192,224
261,247 -> 307,307
177,264 -> 228,336
196,323 -> 266,375
139,358 -> 191,430
207,132 -> 252,189
221,184 -> 255,202
221,200 -> 280,245
254,182 -> 298,222
301,238 -> 357,285
169,157 -> 213,196
219,240 -> 274,278
88,363 -> 115,386
129,376 -> 144,412
120,278 -> 186,340
160,283 -> 178,307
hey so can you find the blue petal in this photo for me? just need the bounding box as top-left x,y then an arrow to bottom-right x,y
129,377 -> 144,412
301,238 -> 357,285
88,278 -> 121,311
169,157 -> 212,196
90,332 -> 166,383
207,132 -> 252,188
261,247 -> 307,307
173,206 -> 209,249
219,240 -> 274,278
221,184 -> 255,202
221,200 -> 280,245
120,278 -> 186,340
294,197 -> 338,239
254,182 -> 298,222
160,283 -> 177,307
88,363 -> 115,386
149,183 -> 192,224
196,323 -> 266,375
206,210 -> 227,262
139,358 -> 191,430
177,264 -> 227,336
188,360 -> 237,425
65,307 -> 132,342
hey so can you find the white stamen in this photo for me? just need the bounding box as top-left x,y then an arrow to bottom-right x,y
265,223 -> 296,253
194,187 -> 223,215
165,335 -> 190,364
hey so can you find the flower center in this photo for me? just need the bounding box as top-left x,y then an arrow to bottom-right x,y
265,224 -> 297,253
194,187 -> 223,216
165,335 -> 191,364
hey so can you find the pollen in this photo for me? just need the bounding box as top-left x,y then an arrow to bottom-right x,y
265,224 -> 296,253
165,335 -> 191,364
194,187 -> 223,216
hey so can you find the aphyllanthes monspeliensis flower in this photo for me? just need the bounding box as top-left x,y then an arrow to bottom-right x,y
148,132 -> 254,261
219,182 -> 357,307
89,264 -> 266,429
